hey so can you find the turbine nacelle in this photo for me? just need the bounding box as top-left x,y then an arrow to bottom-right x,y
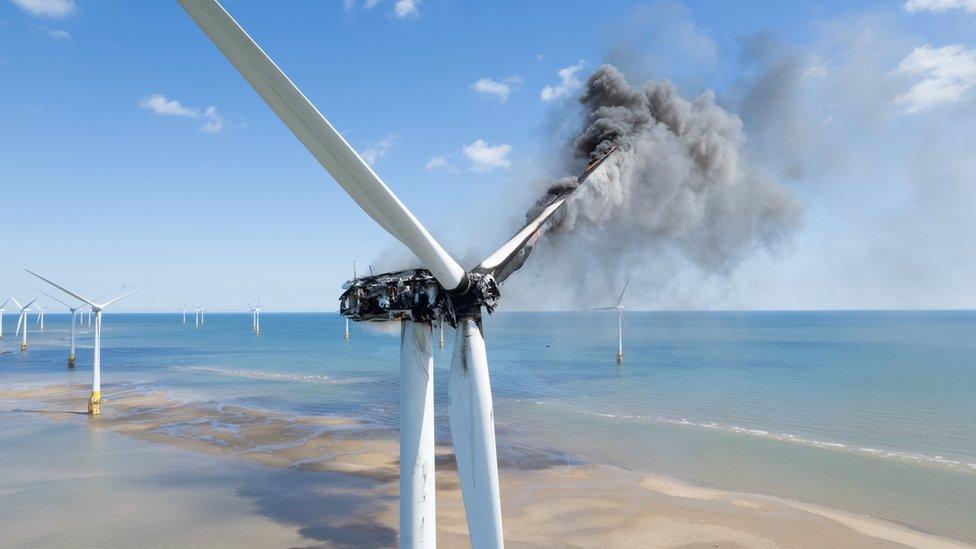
339,269 -> 500,327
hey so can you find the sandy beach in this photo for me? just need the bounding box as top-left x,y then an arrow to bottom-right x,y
1,383 -> 970,548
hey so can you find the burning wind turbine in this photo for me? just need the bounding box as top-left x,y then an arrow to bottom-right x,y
11,297 -> 37,352
39,290 -> 87,366
592,276 -> 631,363
27,270 -> 142,415
177,2 -> 618,546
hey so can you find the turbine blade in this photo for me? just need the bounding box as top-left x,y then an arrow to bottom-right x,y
16,314 -> 23,336
10,296 -> 22,310
448,319 -> 504,547
22,299 -> 37,310
616,275 -> 631,307
0,298 -> 8,309
25,270 -> 97,307
101,286 -> 144,309
38,290 -> 72,309
177,0 -> 466,291
474,143 -> 619,284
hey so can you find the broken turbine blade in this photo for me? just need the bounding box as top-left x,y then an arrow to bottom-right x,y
474,143 -> 619,284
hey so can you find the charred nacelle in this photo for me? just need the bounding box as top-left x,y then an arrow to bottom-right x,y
339,269 -> 500,327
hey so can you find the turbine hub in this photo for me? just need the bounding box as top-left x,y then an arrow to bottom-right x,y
339,269 -> 500,327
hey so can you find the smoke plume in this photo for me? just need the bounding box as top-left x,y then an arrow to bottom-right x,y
514,64 -> 801,308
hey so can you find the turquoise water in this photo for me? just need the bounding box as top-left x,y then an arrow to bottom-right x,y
1,311 -> 974,542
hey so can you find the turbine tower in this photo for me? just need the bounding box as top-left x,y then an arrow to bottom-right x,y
176,3 -> 619,545
0,298 -> 8,341
195,305 -> 202,328
593,276 -> 631,363
27,270 -> 142,415
11,297 -> 37,352
39,290 -> 85,366
182,307 -> 187,325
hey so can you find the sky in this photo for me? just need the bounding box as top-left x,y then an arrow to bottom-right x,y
1,0 -> 975,312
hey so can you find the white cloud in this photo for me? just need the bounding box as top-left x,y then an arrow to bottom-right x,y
540,60 -> 585,102
893,45 -> 976,113
362,133 -> 399,165
471,76 -> 522,102
904,0 -> 976,13
139,94 -> 224,134
394,0 -> 419,18
343,0 -> 356,10
10,0 -> 74,18
364,0 -> 380,8
462,139 -> 511,172
44,28 -> 70,40
425,155 -> 455,172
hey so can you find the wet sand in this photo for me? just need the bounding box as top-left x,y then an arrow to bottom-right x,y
1,383 -> 972,548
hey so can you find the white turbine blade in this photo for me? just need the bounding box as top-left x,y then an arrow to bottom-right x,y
100,286 -> 144,309
448,319 -> 504,548
10,296 -> 22,310
0,298 -> 8,309
177,0 -> 466,290
38,290 -> 72,309
25,270 -> 98,307
22,298 -> 37,310
15,313 -> 23,336
616,275 -> 632,307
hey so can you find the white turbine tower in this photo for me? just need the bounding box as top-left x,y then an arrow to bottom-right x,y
27,270 -> 142,415
39,290 -> 85,366
176,3 -> 619,545
195,304 -> 202,328
0,298 -> 8,341
182,307 -> 187,325
34,303 -> 47,332
593,276 -> 631,363
11,297 -> 37,352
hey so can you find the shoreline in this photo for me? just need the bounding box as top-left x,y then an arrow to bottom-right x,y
1,383 -> 973,548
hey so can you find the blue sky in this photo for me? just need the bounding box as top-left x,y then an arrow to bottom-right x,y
2,0 -> 975,312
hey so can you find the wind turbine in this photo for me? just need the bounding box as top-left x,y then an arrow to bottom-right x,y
181,307 -> 187,325
11,297 -> 37,352
34,303 -> 47,332
0,298 -> 8,341
39,290 -> 86,366
176,3 -> 619,545
27,270 -> 142,415
195,304 -> 202,328
593,276 -> 631,363
248,299 -> 261,334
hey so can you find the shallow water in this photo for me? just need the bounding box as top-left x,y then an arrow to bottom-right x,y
1,310 -> 974,542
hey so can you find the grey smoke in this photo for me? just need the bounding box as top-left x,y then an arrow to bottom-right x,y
515,64 -> 801,307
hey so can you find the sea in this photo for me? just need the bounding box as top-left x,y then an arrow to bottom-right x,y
1,310 -> 974,543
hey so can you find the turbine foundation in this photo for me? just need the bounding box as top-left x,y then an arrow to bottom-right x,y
68,355 -> 76,367
20,342 -> 27,352
88,391 -> 101,415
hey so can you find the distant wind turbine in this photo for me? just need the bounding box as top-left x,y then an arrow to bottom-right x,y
27,270 -> 142,415
39,290 -> 85,366
11,297 -> 37,352
195,305 -> 202,328
248,299 -> 262,334
181,307 -> 187,325
0,298 -> 8,341
34,303 -> 47,332
593,276 -> 631,363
